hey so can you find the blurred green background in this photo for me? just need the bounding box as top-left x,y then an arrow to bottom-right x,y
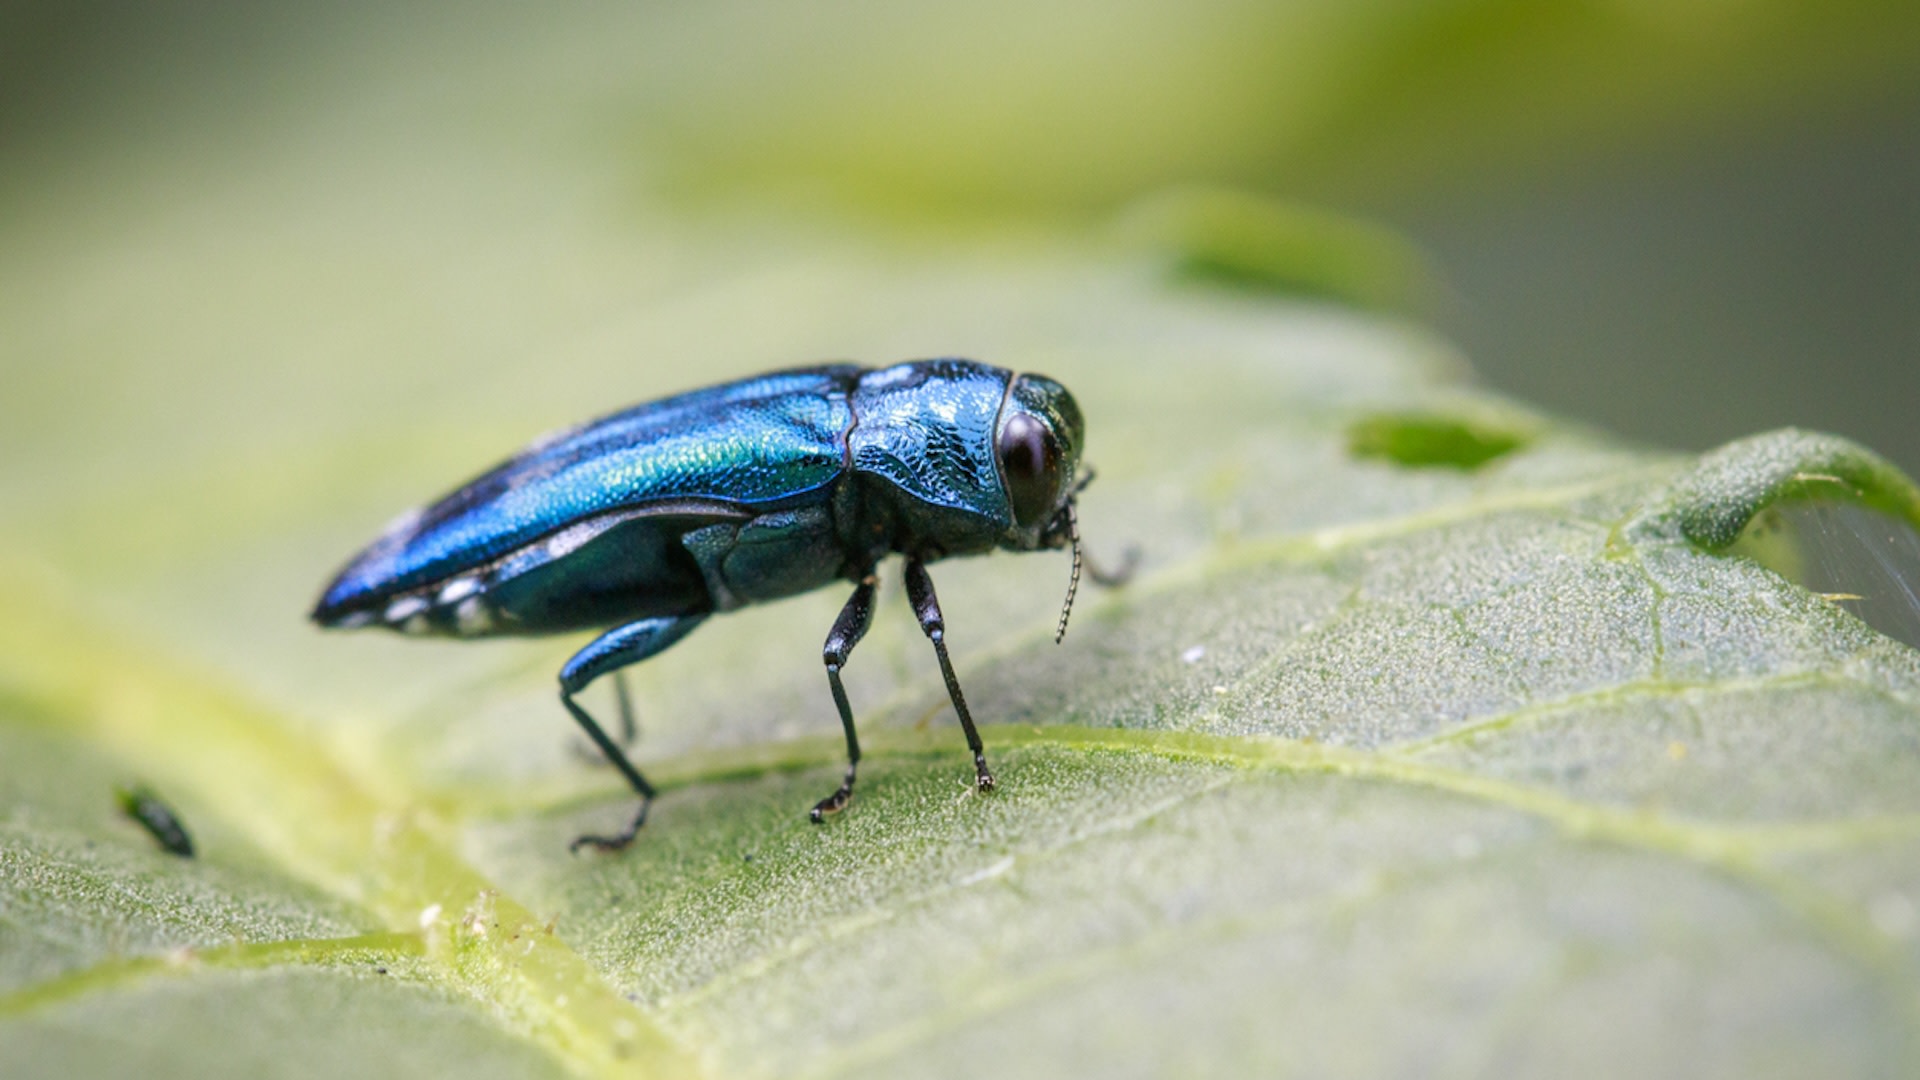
4,0 -> 1915,468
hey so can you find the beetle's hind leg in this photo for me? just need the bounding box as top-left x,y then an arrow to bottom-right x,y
813,572 -> 877,821
567,670 -> 640,766
557,614 -> 706,853
904,557 -> 995,793
613,671 -> 638,745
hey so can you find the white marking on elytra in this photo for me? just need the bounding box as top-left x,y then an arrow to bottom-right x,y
544,520 -> 601,561
438,576 -> 481,605
401,613 -> 431,636
384,595 -> 428,624
336,610 -> 377,629
454,596 -> 493,634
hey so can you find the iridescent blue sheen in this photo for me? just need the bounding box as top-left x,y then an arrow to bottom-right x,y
312,357 -> 1093,847
312,359 -> 1082,637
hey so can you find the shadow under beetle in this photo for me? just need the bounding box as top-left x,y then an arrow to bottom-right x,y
312,360 -> 1128,851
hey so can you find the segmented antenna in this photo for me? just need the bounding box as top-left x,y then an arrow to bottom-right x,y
1055,498 -> 1083,644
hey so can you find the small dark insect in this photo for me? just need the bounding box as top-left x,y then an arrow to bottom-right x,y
312,359 -> 1131,852
117,784 -> 195,857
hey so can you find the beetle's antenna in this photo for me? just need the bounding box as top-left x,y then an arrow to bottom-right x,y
1056,498 -> 1083,644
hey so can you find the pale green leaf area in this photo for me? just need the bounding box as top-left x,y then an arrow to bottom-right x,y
12,967 -> 570,1080
6,5 -> 1920,1080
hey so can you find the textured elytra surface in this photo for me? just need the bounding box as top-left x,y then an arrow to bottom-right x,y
7,15 -> 1920,1080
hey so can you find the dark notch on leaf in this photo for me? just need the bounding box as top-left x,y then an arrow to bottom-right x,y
117,784 -> 195,857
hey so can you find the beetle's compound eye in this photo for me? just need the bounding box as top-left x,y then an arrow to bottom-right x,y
997,411 -> 1062,528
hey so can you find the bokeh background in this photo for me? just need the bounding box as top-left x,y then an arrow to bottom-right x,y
5,0 -> 1916,468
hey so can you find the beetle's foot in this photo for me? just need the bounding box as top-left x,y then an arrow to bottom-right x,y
974,754 -> 996,792
568,802 -> 649,854
569,832 -> 631,853
810,784 -> 854,822
809,762 -> 857,823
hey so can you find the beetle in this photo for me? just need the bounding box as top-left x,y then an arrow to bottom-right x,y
312,359 -> 1124,851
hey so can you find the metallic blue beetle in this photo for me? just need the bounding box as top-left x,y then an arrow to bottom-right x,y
313,359 -> 1111,851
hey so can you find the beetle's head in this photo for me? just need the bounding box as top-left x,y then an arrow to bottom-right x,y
995,373 -> 1084,550
996,373 -> 1105,643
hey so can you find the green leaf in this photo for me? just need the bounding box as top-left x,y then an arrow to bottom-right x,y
9,238 -> 1920,1074
7,7 -> 1920,1079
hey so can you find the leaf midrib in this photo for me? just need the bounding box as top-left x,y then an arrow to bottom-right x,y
0,561 -> 703,1080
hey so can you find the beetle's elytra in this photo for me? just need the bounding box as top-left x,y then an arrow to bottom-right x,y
313,359 -> 1119,851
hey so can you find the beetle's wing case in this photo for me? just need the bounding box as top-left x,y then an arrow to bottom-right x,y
313,365 -> 864,633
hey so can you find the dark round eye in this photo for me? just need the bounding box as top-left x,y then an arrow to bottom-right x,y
997,412 -> 1061,528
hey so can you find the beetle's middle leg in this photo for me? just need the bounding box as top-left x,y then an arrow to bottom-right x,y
812,572 -> 877,821
904,557 -> 995,793
557,613 -> 707,853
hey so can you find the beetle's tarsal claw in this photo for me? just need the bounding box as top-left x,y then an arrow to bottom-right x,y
568,801 -> 649,853
811,767 -> 856,822
975,755 -> 997,791
1055,499 -> 1083,644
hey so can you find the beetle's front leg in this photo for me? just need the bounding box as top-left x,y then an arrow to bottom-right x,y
813,572 -> 877,821
904,557 -> 995,793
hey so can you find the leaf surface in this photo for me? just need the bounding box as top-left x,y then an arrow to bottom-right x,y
5,7 -> 1920,1079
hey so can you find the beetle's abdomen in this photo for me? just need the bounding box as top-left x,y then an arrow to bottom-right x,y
320,505 -> 723,637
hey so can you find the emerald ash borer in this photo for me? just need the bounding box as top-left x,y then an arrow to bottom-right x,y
312,360 -> 1125,851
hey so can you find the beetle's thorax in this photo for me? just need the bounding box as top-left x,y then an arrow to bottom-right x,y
841,360 -> 1016,561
